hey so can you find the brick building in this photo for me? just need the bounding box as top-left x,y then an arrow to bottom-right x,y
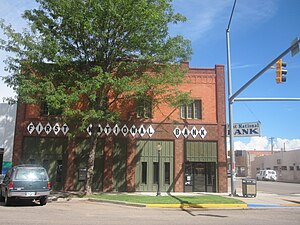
12,62 -> 227,193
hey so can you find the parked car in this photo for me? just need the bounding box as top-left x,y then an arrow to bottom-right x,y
256,169 -> 277,181
0,164 -> 50,206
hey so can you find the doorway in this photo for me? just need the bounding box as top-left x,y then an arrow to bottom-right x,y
185,162 -> 216,192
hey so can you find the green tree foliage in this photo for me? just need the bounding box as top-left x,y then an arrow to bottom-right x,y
0,0 -> 192,194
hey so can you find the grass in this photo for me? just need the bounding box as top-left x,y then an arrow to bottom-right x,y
87,193 -> 245,205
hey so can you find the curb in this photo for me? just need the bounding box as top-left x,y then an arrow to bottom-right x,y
248,203 -> 300,208
51,196 -> 300,209
87,198 -> 146,207
146,203 -> 247,208
87,198 -> 247,209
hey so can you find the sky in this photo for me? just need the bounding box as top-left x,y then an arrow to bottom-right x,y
0,0 -> 300,151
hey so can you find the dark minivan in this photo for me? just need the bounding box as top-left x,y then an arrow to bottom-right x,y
0,164 -> 50,206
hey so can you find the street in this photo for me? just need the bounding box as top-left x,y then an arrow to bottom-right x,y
0,180 -> 299,225
233,177 -> 300,196
0,200 -> 299,225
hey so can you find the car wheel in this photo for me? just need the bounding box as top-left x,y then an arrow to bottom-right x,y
40,196 -> 48,206
4,193 -> 12,206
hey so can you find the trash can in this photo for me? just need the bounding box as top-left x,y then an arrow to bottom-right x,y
242,178 -> 257,197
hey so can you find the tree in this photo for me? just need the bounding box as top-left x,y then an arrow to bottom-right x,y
0,0 -> 192,195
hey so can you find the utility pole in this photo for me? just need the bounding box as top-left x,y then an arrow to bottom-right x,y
226,0 -> 237,197
269,137 -> 274,154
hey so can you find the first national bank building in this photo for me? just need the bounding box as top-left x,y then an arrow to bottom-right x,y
12,62 -> 228,193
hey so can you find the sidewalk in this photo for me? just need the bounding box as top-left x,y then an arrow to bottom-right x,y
228,180 -> 300,208
49,182 -> 300,209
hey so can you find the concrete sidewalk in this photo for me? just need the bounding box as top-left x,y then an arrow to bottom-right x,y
49,190 -> 300,209
227,180 -> 300,208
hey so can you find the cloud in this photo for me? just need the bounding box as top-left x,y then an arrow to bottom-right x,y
232,63 -> 259,70
227,136 -> 300,151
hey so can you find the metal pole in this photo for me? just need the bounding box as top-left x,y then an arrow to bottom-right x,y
156,144 -> 161,196
230,38 -> 300,102
226,0 -> 237,197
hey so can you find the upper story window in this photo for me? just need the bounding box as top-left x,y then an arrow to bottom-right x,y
41,102 -> 63,116
136,99 -> 152,118
180,100 -> 202,119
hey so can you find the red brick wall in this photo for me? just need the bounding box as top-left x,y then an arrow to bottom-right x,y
13,62 -> 227,193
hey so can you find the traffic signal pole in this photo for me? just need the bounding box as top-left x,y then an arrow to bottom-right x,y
226,0 -> 299,197
226,0 -> 237,196
229,38 -> 300,103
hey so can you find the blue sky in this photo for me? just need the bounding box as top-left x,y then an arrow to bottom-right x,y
1,0 -> 300,151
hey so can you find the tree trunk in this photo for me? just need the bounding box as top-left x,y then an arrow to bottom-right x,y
85,126 -> 98,195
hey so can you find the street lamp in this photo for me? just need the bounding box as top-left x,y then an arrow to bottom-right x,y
156,143 -> 162,196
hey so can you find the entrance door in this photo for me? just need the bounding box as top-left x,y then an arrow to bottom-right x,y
193,163 -> 206,192
185,162 -> 216,192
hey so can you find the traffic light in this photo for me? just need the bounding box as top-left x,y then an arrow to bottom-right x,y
275,59 -> 287,83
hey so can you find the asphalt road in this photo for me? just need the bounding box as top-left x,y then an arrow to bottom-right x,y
234,177 -> 300,196
0,200 -> 299,225
256,180 -> 300,195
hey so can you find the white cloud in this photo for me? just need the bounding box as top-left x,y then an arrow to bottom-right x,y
227,136 -> 300,151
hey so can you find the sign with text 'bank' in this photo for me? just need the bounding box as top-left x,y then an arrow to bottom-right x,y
227,122 -> 261,137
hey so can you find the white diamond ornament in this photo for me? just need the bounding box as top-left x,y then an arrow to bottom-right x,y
44,123 -> 52,135
173,127 -> 181,138
61,124 -> 69,135
138,125 -> 146,137
27,122 -> 35,134
121,124 -> 129,136
147,125 -> 155,137
199,127 -> 207,138
113,124 -> 120,136
182,127 -> 190,138
53,123 -> 60,135
191,126 -> 198,138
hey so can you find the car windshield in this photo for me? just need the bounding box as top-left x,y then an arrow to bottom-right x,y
14,168 -> 48,181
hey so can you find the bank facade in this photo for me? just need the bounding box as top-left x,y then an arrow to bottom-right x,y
12,62 -> 227,193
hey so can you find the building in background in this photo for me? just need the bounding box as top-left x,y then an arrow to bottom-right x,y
12,62 -> 227,193
0,103 -> 17,174
251,149 -> 300,183
232,150 -> 273,177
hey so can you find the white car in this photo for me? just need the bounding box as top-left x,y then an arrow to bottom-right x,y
256,170 -> 277,181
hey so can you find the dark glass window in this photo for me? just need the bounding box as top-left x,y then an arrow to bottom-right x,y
142,162 -> 147,184
164,162 -> 170,184
41,102 -> 63,116
180,100 -> 202,119
137,99 -> 152,118
153,162 -> 158,184
281,166 -> 287,170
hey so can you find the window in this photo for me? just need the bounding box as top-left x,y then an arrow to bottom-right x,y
141,162 -> 147,184
289,166 -> 294,171
281,166 -> 287,170
164,162 -> 170,185
273,166 -> 279,170
296,166 -> 300,171
180,100 -> 202,119
153,162 -> 158,184
137,99 -> 152,118
41,102 -> 63,116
